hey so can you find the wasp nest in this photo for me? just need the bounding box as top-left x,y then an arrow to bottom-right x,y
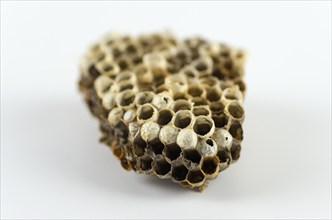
78,31 -> 246,191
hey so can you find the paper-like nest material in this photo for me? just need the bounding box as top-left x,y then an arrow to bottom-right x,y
78,31 -> 246,191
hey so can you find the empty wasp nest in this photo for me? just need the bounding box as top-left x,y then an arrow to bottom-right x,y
79,31 -> 246,191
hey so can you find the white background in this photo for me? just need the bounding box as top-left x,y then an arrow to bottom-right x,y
1,1 -> 331,219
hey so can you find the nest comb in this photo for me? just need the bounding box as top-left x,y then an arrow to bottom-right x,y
78,31 -> 246,191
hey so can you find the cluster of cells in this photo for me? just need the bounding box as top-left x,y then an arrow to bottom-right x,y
79,31 -> 246,191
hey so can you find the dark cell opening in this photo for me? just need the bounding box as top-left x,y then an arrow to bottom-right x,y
165,144 -> 182,161
229,121 -> 243,141
183,149 -> 201,164
140,156 -> 153,171
138,105 -> 154,120
187,170 -> 205,184
157,109 -> 173,125
154,159 -> 171,176
201,157 -> 218,175
231,144 -> 241,161
172,165 -> 189,181
148,139 -> 165,155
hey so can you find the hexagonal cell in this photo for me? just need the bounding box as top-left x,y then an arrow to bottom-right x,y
172,99 -> 192,112
199,76 -> 218,87
177,129 -> 198,149
171,164 -> 189,181
165,143 -> 182,161
108,107 -> 124,126
173,93 -> 187,100
234,78 -> 246,92
212,113 -> 229,128
193,116 -> 215,138
201,157 -> 219,176
173,110 -> 194,129
226,102 -> 244,120
197,138 -> 217,157
136,65 -> 153,84
151,91 -> 173,109
156,109 -> 174,125
153,159 -> 171,176
140,156 -> 153,171
230,143 -> 241,161
159,125 -> 179,145
223,87 -> 243,101
148,138 -> 165,155
217,147 -> 231,162
115,70 -> 135,83
191,97 -> 208,106
133,134 -> 147,156
229,121 -> 243,141
165,74 -> 187,94
118,81 -> 134,92
205,87 -> 222,102
192,106 -> 210,117
187,85 -> 204,97
116,90 -> 135,109
140,122 -> 160,142
118,57 -> 130,70
94,75 -> 113,98
182,67 -> 198,79
137,104 -> 157,122
183,149 -> 201,164
209,101 -> 225,114
187,169 -> 205,185
135,91 -> 154,106
212,128 -> 233,148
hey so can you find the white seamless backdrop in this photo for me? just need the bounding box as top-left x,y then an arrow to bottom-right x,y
1,1 -> 331,219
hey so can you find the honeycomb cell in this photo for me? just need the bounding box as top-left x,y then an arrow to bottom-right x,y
193,116 -> 215,138
187,85 -> 204,97
209,101 -> 225,114
135,91 -> 154,106
133,134 -> 147,157
94,75 -> 113,98
151,91 -> 173,110
140,122 -> 160,142
229,121 -> 243,141
140,156 -> 153,171
116,90 -> 136,109
177,129 -> 198,149
212,128 -> 233,149
201,157 -> 219,177
172,99 -> 192,112
217,147 -> 232,171
223,87 -> 243,101
197,138 -> 217,157
183,149 -> 202,164
230,143 -> 241,161
171,164 -> 189,181
153,158 -> 171,176
173,110 -> 194,129
212,113 -> 229,128
191,97 -> 208,106
159,125 -> 179,145
226,101 -> 244,120
165,143 -> 182,161
192,106 -> 210,117
148,138 -> 165,155
187,169 -> 205,185
123,109 -> 136,123
108,107 -> 124,126
205,87 -> 222,102
137,104 -> 157,122
156,109 -> 174,125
